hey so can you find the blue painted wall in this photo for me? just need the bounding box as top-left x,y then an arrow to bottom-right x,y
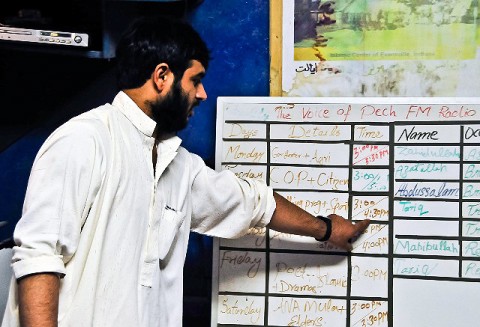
0,1 -> 269,325
181,0 -> 270,160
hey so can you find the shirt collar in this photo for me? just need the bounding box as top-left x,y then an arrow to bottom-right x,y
112,91 -> 183,150
158,135 -> 182,153
113,91 -> 156,137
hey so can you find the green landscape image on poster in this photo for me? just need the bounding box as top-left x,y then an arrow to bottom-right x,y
294,0 -> 479,61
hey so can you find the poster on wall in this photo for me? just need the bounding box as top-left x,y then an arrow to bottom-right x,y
281,0 -> 480,97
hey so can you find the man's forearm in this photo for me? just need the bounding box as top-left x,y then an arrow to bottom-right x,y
267,192 -> 326,238
18,273 -> 60,327
267,192 -> 370,251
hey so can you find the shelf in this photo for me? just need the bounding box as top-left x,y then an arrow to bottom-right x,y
0,40 -> 106,59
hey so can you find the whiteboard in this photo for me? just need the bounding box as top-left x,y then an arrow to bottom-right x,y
211,96 -> 480,327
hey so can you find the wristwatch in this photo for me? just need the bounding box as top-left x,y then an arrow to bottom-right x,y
315,215 -> 332,242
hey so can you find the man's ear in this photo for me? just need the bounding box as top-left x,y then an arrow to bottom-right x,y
153,63 -> 170,91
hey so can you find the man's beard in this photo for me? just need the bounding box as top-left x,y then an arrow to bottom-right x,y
151,81 -> 191,134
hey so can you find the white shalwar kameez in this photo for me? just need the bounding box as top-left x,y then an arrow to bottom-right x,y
1,91 -> 275,327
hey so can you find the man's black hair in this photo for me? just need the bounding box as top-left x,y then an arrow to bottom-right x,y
115,15 -> 210,90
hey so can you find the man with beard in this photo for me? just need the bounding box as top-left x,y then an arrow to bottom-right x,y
1,15 -> 369,327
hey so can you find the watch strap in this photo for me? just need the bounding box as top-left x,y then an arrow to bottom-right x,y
315,215 -> 332,242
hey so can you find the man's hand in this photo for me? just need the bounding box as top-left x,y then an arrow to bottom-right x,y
326,214 -> 370,251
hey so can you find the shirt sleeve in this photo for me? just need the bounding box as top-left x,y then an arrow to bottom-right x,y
11,118 -> 105,279
189,154 -> 276,239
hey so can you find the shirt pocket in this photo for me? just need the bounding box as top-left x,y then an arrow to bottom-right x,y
158,206 -> 185,260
